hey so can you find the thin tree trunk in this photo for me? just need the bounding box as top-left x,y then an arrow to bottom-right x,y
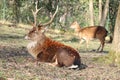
100,0 -> 109,26
98,0 -> 102,24
13,0 -> 20,23
2,0 -> 6,20
89,0 -> 94,26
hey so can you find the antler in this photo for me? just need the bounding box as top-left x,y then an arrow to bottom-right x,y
31,0 -> 41,27
39,5 -> 59,27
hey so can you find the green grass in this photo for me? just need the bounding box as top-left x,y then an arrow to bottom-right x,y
0,25 -> 28,47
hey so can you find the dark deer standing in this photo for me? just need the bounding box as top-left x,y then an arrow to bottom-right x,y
25,2 -> 81,68
70,21 -> 108,52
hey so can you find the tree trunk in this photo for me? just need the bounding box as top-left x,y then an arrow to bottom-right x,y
89,0 -> 94,26
59,12 -> 67,26
109,2 -> 120,66
100,0 -> 109,26
2,0 -> 7,20
98,0 -> 102,24
13,0 -> 20,23
109,0 -> 119,43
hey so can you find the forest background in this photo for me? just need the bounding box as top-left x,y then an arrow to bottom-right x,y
0,0 -> 119,40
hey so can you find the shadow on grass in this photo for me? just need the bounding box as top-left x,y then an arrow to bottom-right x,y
76,47 -> 109,54
0,45 -> 29,59
80,50 -> 108,54
61,37 -> 79,43
0,33 -> 24,40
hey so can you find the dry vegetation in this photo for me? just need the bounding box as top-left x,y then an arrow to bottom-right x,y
0,24 -> 120,80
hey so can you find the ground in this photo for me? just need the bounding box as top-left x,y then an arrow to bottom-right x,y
0,25 -> 120,80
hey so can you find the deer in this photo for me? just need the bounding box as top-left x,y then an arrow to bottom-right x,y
70,21 -> 108,52
25,2 -> 81,69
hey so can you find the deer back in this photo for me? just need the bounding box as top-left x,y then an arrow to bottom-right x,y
79,26 -> 107,39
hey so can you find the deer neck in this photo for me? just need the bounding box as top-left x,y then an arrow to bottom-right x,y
27,41 -> 38,49
28,34 -> 48,47
26,36 -> 47,59
27,41 -> 41,58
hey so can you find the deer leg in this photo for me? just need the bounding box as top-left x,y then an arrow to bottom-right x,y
97,39 -> 105,52
86,39 -> 89,51
78,39 -> 84,50
79,39 -> 85,44
48,58 -> 58,67
97,44 -> 101,52
34,58 -> 40,66
100,40 -> 105,52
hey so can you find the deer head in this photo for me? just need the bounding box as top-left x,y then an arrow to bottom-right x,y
70,21 -> 80,29
25,1 -> 58,41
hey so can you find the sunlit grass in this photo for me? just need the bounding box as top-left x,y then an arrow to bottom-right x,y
0,24 -> 28,47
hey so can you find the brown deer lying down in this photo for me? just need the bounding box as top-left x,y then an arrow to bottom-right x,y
70,21 -> 108,52
25,3 -> 81,69
25,26 -> 81,68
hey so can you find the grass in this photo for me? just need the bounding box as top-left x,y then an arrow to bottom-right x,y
0,25 -> 28,47
1,23 -> 120,80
